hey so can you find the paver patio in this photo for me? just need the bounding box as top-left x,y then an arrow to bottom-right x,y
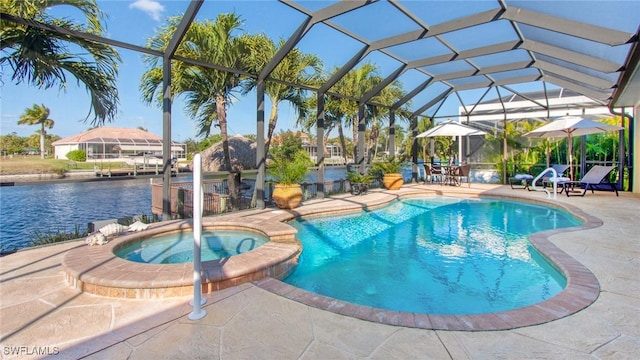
1,183 -> 638,359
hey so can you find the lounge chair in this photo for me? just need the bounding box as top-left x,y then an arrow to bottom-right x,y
559,165 -> 619,197
509,164 -> 569,191
509,173 -> 535,190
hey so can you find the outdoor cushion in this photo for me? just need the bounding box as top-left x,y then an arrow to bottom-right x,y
514,174 -> 534,180
546,176 -> 571,183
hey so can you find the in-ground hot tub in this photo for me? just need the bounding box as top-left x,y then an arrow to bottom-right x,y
114,229 -> 270,264
62,218 -> 301,298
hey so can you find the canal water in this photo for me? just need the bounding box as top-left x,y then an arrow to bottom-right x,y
0,178 -> 155,253
0,167 -> 355,253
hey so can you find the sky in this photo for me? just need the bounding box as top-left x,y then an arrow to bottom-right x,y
0,0 -> 488,141
1,0 -> 638,142
1,0 -> 318,141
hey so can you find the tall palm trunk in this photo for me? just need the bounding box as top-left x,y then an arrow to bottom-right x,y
338,122 -> 348,165
250,103 -> 279,208
265,103 -> 279,158
367,122 -> 379,164
216,94 -> 238,210
39,123 -> 46,159
352,116 -> 358,164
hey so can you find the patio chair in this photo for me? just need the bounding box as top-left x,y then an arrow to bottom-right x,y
559,165 -> 618,197
450,164 -> 471,187
424,163 -> 444,184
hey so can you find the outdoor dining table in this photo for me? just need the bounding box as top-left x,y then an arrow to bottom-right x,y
441,165 -> 460,186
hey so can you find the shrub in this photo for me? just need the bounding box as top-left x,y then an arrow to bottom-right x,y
52,167 -> 67,177
267,131 -> 312,185
268,150 -> 312,185
27,213 -> 160,248
66,149 -> 86,162
119,213 -> 160,225
346,171 -> 372,184
29,225 -> 90,247
370,157 -> 404,179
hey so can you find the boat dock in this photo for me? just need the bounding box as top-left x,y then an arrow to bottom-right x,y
96,167 -> 159,177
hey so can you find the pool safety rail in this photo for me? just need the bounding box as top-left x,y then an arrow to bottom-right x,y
531,167 -> 559,199
188,153 -> 206,320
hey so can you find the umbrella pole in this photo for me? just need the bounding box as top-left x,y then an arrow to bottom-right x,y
546,143 -> 551,168
568,134 -> 574,181
503,135 -> 508,184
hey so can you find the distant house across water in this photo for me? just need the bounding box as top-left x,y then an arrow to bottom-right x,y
52,127 -> 186,163
272,131 -> 344,166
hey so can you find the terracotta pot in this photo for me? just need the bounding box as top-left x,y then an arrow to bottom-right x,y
272,183 -> 303,209
382,173 -> 403,190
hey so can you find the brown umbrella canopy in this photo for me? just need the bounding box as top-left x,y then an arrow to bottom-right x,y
198,135 -> 257,172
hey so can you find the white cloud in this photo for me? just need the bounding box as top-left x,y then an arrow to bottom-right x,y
129,0 -> 165,21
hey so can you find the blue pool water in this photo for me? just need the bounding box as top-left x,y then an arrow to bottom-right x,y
284,197 -> 582,315
115,230 -> 268,264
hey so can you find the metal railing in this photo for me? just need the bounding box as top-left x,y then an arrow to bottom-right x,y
151,176 -> 386,219
152,179 -> 233,218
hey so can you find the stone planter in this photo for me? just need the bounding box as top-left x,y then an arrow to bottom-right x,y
382,173 -> 403,190
272,183 -> 303,209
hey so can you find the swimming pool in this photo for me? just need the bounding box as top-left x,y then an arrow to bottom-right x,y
115,229 -> 269,264
284,196 -> 582,315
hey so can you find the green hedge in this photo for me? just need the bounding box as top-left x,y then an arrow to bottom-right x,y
66,149 -> 86,162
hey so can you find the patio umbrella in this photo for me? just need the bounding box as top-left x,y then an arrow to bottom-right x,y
416,120 -> 487,164
523,116 -> 623,180
416,120 -> 487,138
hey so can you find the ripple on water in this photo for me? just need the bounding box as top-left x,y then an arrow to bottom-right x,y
0,178 -> 154,252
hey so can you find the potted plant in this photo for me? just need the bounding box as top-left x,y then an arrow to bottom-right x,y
268,134 -> 313,209
370,157 -> 405,190
346,171 -> 372,195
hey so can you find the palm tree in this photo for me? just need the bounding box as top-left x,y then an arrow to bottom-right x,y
321,93 -> 351,165
367,80 -> 409,162
18,104 -> 54,159
242,35 -> 323,158
1,0 -> 120,124
140,14 -> 248,209
416,117 -> 433,162
326,63 -> 383,165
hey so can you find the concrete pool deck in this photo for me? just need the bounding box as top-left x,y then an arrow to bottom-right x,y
1,183 -> 638,359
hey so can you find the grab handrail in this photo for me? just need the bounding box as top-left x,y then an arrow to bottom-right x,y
531,167 -> 558,199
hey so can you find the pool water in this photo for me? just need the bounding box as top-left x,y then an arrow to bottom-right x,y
284,197 -> 582,315
115,230 -> 269,264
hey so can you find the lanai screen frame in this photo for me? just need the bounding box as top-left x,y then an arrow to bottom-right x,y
3,0 -> 638,219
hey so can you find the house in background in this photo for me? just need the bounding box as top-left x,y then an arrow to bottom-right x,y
52,127 -> 186,163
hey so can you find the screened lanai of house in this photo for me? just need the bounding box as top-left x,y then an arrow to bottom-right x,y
52,127 -> 186,161
3,0 -> 639,217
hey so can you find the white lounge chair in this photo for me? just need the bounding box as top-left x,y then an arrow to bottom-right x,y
559,165 -> 619,197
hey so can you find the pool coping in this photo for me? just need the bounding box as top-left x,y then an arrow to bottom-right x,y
62,187 -> 601,331
253,189 -> 601,331
61,217 -> 302,298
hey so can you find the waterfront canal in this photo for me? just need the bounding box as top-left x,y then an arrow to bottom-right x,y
0,168 -> 355,253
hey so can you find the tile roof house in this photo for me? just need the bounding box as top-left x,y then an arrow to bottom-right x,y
52,127 -> 186,161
